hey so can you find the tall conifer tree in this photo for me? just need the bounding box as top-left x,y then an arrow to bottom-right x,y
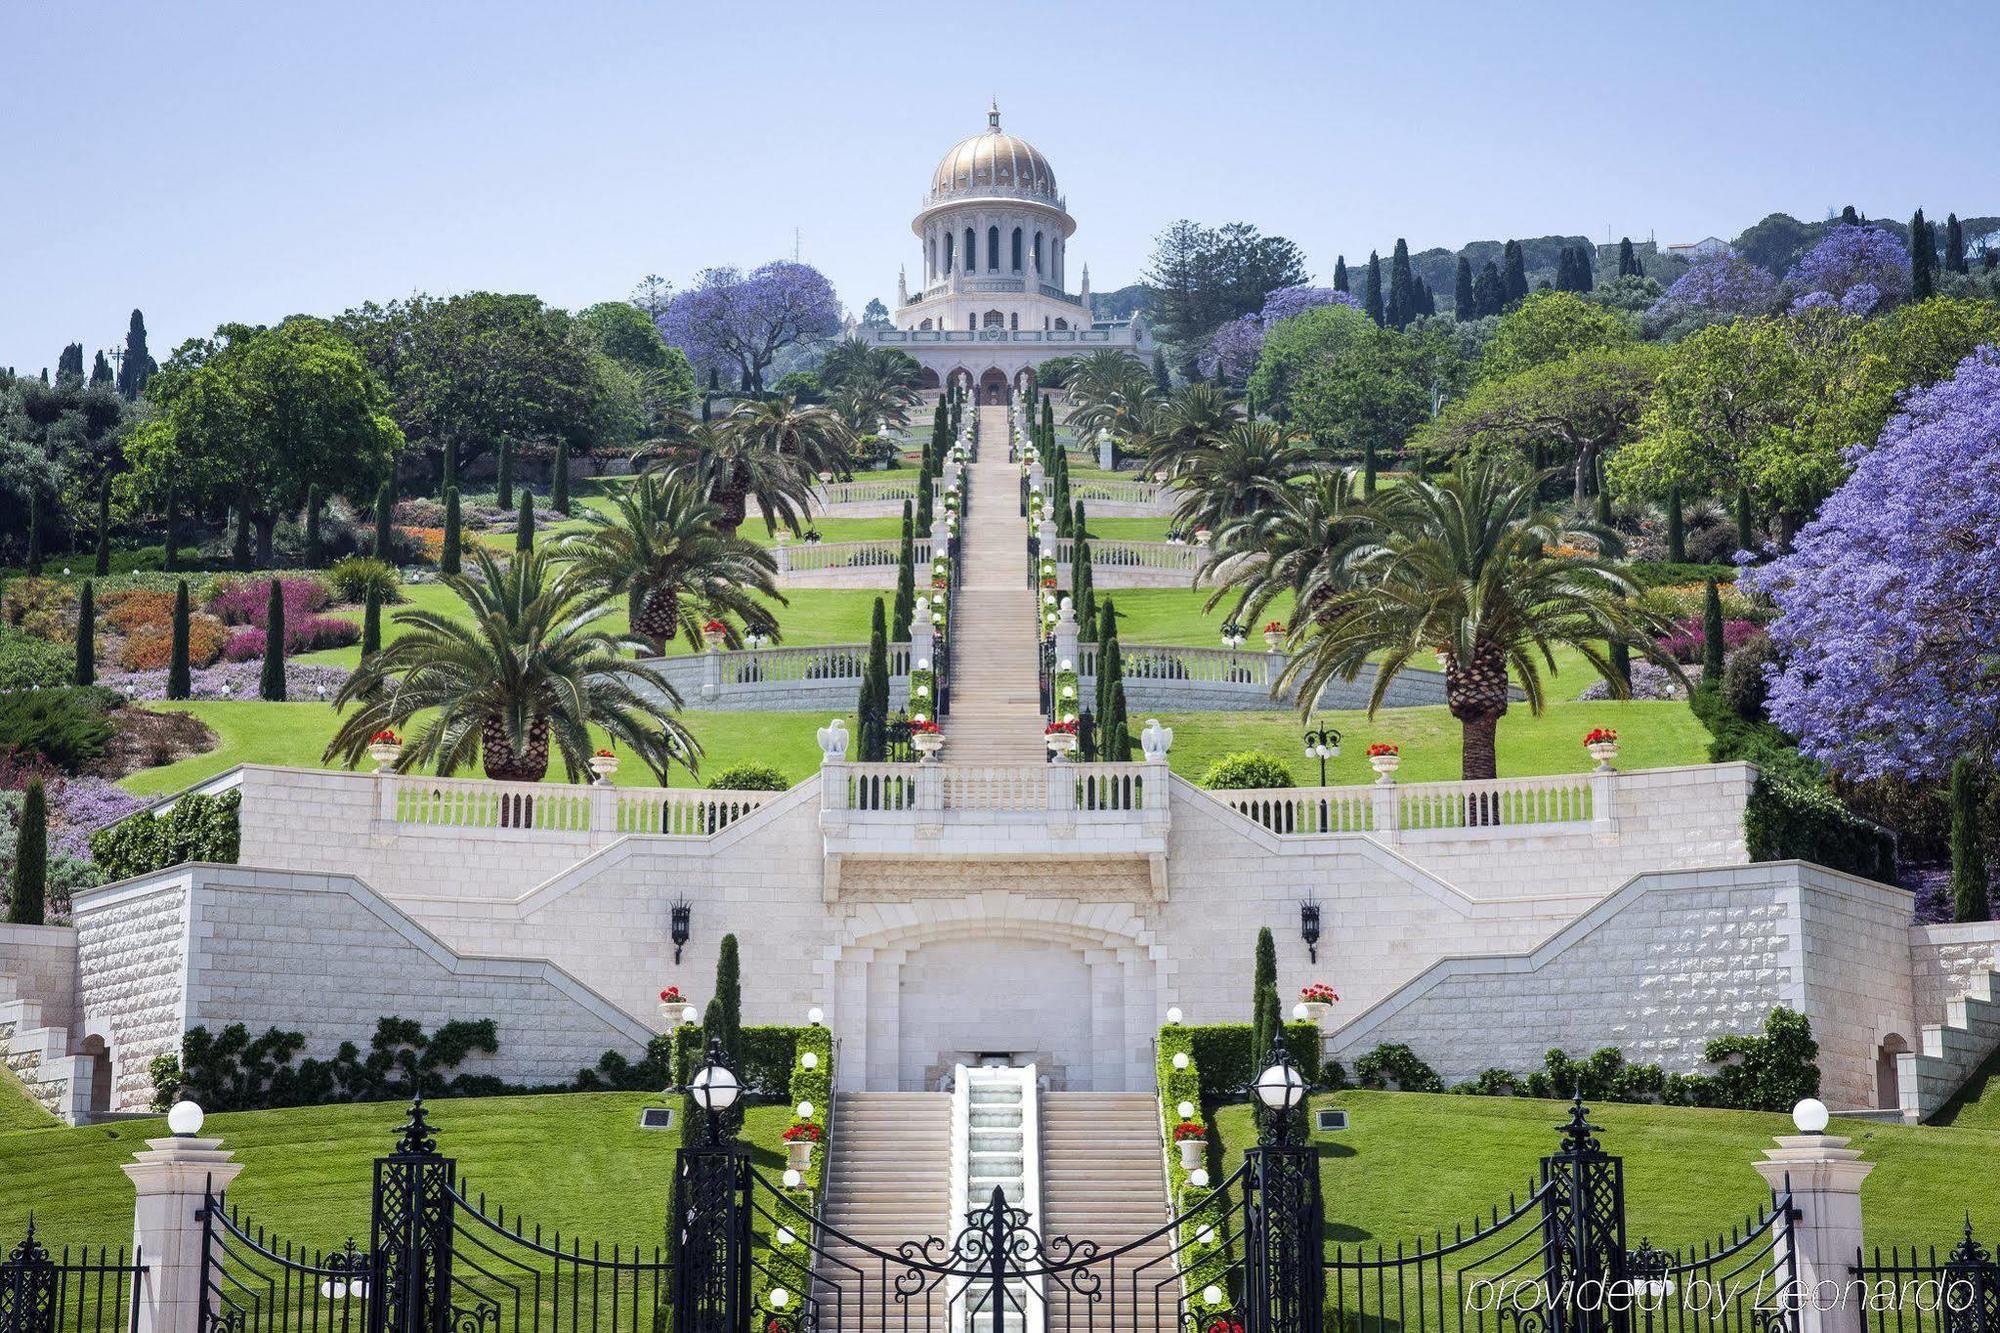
1618,237 -> 1638,278
1333,255 -> 1349,293
891,501 -> 915,641
1502,240 -> 1528,307
1453,256 -> 1475,317
260,579 -> 288,701
7,781 -> 46,926
1910,209 -> 1935,300
167,580 -> 192,700
1387,239 -> 1414,329
374,480 -> 395,561
1945,214 -> 1968,275
74,581 -> 95,686
1363,251 -> 1384,326
1950,757 -> 1991,923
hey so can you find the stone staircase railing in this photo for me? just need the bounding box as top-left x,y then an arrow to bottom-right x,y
1899,967 -> 2000,1121
380,773 -> 782,836
1049,537 -> 1202,575
1213,772 -> 1609,840
826,761 -> 1160,816
775,536 -> 935,574
814,479 -> 921,507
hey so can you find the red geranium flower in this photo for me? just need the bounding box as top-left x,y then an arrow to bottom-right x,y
370,729 -> 402,745
1172,1120 -> 1207,1141
1299,982 -> 1340,1004
1366,742 -> 1399,757
660,987 -> 685,1003
782,1122 -> 824,1142
1584,728 -> 1618,746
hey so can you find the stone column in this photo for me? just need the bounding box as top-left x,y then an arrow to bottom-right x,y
1097,429 -> 1113,470
701,641 -> 720,702
1039,519 -> 1059,575
1751,1124 -> 1874,1333
123,1133 -> 244,1333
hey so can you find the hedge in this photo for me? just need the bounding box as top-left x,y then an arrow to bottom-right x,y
90,790 -> 241,881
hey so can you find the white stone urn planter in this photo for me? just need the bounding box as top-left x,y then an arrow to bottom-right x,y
786,1140 -> 815,1172
368,741 -> 403,772
1263,629 -> 1285,652
1368,751 -> 1402,784
1177,1137 -> 1206,1170
589,753 -> 620,783
1299,1001 -> 1332,1025
1587,740 -> 1620,772
1046,731 -> 1078,759
913,731 -> 945,761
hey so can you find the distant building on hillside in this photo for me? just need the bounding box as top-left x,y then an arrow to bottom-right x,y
1665,237 -> 1732,262
1594,238 -> 1660,273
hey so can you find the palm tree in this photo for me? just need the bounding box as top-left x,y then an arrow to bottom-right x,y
562,474 -> 783,655
324,546 -> 694,784
1064,349 -> 1159,456
1147,382 -> 1241,480
1171,421 -> 1307,535
1279,460 -> 1677,781
1201,467 -> 1369,627
657,392 -> 850,537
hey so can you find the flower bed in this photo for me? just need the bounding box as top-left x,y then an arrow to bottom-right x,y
117,615 -> 227,671
1655,616 -> 1760,664
100,661 -> 351,702
207,576 -> 331,627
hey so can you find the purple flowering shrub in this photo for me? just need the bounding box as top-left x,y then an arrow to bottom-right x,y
1655,617 -> 1761,664
1784,225 -> 1910,312
1577,661 -> 1688,702
662,262 -> 840,389
222,615 -> 357,661
1200,287 -> 1358,378
1746,346 -> 2000,779
100,662 -> 351,702
1647,251 -> 1780,325
207,577 -> 330,627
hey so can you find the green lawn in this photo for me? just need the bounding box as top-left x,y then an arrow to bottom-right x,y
0,1088 -> 803,1251
119,706 -> 857,796
1214,1091 -> 2000,1250
1078,517 -> 1172,541
1104,588 -> 1299,647
1149,700 -> 1707,785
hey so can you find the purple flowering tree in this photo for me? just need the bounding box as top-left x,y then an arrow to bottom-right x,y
661,262 -> 840,394
1747,346 -> 2000,779
1647,251 -> 1780,325
1200,287 -> 1358,379
1784,224 -> 1911,313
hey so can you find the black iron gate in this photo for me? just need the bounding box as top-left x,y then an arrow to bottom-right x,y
0,1223 -> 141,1333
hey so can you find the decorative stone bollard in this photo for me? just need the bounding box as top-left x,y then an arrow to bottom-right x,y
124,1106 -> 244,1333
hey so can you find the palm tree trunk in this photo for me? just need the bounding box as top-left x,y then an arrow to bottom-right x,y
481,715 -> 551,831
634,586 -> 680,656
1459,712 -> 1502,783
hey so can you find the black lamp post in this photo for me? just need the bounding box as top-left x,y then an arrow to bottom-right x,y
687,1038 -> 743,1146
1302,723 -> 1341,787
1219,619 -> 1247,650
670,898 -> 692,964
1248,1043 -> 1313,1146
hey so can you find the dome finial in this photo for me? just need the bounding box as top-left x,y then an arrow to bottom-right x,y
988,97 -> 1000,131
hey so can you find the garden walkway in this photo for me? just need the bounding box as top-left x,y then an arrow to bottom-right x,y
941,405 -> 1046,763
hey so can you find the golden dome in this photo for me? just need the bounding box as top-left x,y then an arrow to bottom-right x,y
930,103 -> 1059,204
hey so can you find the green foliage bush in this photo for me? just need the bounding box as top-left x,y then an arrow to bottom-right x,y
326,556 -> 404,606
0,626 -> 70,691
149,1017 -> 505,1112
1354,1043 -> 1446,1092
89,790 -> 241,880
1721,633 -> 1775,722
705,764 -> 790,792
1200,752 -> 1296,790
1,577 -> 73,643
0,687 -> 118,773
1627,561 -> 1740,589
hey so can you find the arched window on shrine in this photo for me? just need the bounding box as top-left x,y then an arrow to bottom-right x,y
964,227 -> 976,271
1033,231 -> 1043,274
944,233 -> 954,273
1011,228 -> 1023,271
1054,318 -> 1069,331
1010,312 -> 1018,330
983,309 -> 1005,328
987,226 -> 1000,271
919,319 -> 933,331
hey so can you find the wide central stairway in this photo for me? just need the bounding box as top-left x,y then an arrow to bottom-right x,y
943,405 -> 1048,764
816,1077 -> 1176,1332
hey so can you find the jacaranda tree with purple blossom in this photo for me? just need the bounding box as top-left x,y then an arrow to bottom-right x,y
1747,346 -> 2000,780
1784,224 -> 1911,315
1646,251 -> 1780,329
662,262 -> 840,395
1199,287 -> 1357,381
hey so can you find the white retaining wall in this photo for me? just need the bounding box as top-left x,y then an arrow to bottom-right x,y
0,923 -> 78,1031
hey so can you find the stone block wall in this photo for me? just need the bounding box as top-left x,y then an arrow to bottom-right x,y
0,924 -> 78,1030
1792,869 -> 1920,1108
73,876 -> 189,1111
1909,921 -> 2000,1015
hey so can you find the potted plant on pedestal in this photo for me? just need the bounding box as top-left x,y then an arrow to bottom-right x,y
657,986 -> 696,1025
1045,719 -> 1079,758
910,717 -> 944,759
1585,727 -> 1620,772
1263,620 -> 1286,651
1297,982 -> 1340,1025
1172,1120 -> 1207,1169
783,1121 -> 821,1172
590,748 -> 620,783
1366,742 -> 1401,783
367,729 -> 403,771
701,619 -> 727,650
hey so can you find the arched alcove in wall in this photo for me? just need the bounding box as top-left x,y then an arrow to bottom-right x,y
1875,1032 -> 1910,1110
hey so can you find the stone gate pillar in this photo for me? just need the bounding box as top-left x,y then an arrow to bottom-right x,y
123,1122 -> 244,1333
1751,1104 -> 1874,1333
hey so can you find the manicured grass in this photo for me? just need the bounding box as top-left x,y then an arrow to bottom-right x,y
117,706 -> 855,797
1077,517 -> 1172,541
1104,588 -> 1298,647
1154,700 -> 1708,785
0,1089 -> 806,1251
1214,1091 -> 2000,1249
745,518 -> 904,546
1932,1047 -> 2000,1128
0,1068 -> 56,1133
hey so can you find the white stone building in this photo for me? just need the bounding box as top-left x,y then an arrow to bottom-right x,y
859,102 -> 1153,401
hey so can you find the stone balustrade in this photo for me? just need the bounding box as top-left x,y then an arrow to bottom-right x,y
636,642 -> 912,713
1069,478 -> 1165,506
1050,537 -> 1201,574
380,772 -> 779,837
814,478 -> 921,507
776,536 -> 934,574
1216,771 -> 1608,840
826,761 -> 1159,816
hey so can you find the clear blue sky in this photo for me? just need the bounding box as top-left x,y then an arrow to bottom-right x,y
4,0 -> 1996,371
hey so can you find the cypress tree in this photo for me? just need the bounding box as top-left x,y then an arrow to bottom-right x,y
261,579 -> 287,701
1618,237 -> 1638,278
1474,262 -> 1505,318
91,351 -> 113,387
1250,926 -> 1280,1062
1072,498 -> 1088,540
116,309 -> 154,399
304,483 -> 322,567
1701,578 -> 1726,683
515,489 -> 535,552
1949,757 -> 1991,923
1735,486 -> 1755,557
57,343 -> 84,382
553,438 -> 571,514
1667,487 -> 1686,563
94,484 -> 111,577
1362,435 -> 1378,498
496,438 -> 514,511
858,598 -> 889,760
1387,239 -> 1414,329
1073,539 -> 1095,636
1152,349 -> 1171,397
715,934 -> 743,1062
1416,277 -> 1436,317
1910,209 -> 1935,301
915,469 -> 934,536
1333,255 -> 1349,293
1453,256 -> 1474,317
891,501 -> 915,642
25,494 -> 41,576
374,480 -> 395,560
1502,240 -> 1528,307
1945,213 -> 1968,275
7,780 -> 47,926
1363,251 -> 1384,326
361,583 -> 382,660
441,486 -> 462,575
74,581 -> 95,686
167,580 -> 192,700
1840,205 -> 1860,226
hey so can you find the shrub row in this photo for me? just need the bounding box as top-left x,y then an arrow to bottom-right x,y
89,790 -> 241,880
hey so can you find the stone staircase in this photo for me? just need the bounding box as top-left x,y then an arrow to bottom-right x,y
814,1093 -> 953,1324
943,410 -> 1050,765
958,1066 -> 1038,1333
0,979 -> 87,1123
1903,966 -> 2000,1121
1038,1092 -> 1177,1332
